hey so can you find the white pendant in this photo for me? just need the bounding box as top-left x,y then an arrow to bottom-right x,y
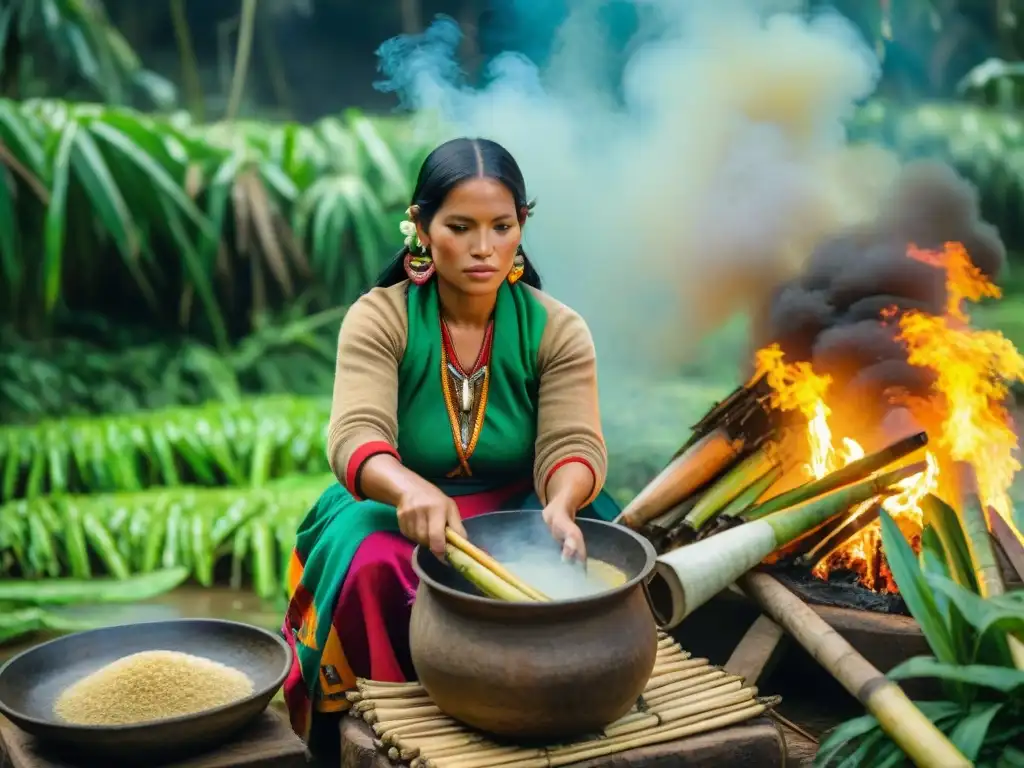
461,377 -> 472,413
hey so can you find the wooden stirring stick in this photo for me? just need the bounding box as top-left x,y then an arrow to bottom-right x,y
444,528 -> 550,602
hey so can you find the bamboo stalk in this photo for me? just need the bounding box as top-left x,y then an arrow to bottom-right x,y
225,0 -> 258,120
682,448 -> 777,532
445,529 -> 549,601
740,572 -> 969,767
355,684 -> 427,699
643,673 -> 741,705
720,463 -> 784,519
793,500 -> 881,566
744,432 -> 928,521
427,701 -> 770,768
367,673 -> 766,767
618,428 -> 746,529
445,544 -> 532,601
377,721 -> 463,739
365,705 -> 444,724
960,495 -> 1006,599
650,462 -> 926,629
634,681 -> 748,718
990,511 -> 1024,582
958,493 -> 1024,669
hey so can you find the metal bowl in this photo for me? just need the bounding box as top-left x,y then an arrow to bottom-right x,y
0,618 -> 291,764
409,510 -> 659,739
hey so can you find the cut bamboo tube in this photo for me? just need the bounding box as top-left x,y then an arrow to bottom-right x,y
444,544 -> 532,602
650,462 -> 926,629
618,428 -> 745,529
960,495 -> 1005,599
957,492 -> 1024,670
444,528 -> 550,601
990,510 -> 1024,582
682,448 -> 777,532
740,572 -> 969,768
743,432 -> 928,521
991,512 -> 1024,581
720,463 -> 784,519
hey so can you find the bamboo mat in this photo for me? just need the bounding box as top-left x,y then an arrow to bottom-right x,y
346,633 -> 781,768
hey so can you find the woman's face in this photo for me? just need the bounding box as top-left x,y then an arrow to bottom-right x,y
417,177 -> 522,296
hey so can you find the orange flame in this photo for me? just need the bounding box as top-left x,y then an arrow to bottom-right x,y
899,242 -> 1024,545
754,344 -> 937,590
754,240 -> 1024,591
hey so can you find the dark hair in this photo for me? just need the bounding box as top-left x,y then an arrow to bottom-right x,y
374,137 -> 542,289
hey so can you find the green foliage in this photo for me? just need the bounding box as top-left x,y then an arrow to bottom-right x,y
0,98 -> 433,346
0,302 -> 344,424
0,0 -> 174,105
0,396 -> 332,502
0,478 -> 327,607
816,507 -> 1024,766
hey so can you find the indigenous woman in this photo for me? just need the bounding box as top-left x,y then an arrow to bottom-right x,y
282,137 -> 620,750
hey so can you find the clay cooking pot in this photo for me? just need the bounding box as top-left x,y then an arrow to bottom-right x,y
409,510 -> 658,740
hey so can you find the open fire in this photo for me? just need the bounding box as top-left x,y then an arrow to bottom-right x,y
621,164 -> 1024,616
753,240 -> 1024,595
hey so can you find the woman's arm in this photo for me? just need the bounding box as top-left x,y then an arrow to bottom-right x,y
533,304 -> 608,510
327,289 -> 408,500
327,288 -> 465,551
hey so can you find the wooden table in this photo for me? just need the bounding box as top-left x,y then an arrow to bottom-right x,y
0,710 -> 309,768
340,715 -> 786,767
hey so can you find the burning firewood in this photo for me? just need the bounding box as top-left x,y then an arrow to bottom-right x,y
647,461 -> 926,629
627,235 -> 1024,609
615,376 -> 780,531
742,432 -> 928,522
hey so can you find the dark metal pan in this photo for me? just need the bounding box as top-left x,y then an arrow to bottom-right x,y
0,618 -> 291,765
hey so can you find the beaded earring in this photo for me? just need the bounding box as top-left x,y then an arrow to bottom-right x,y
400,207 -> 434,285
507,246 -> 526,285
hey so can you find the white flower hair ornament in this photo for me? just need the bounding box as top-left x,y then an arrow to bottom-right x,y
400,207 -> 423,252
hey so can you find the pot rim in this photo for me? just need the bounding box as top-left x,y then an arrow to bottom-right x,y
411,510 -> 657,609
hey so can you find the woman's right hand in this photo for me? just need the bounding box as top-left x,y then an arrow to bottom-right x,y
396,482 -> 465,558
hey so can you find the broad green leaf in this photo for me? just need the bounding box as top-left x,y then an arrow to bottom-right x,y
835,728 -> 887,768
922,495 -> 977,591
347,108 -> 410,203
949,703 -> 1003,761
89,121 -> 215,239
0,101 -> 47,177
66,127 -> 157,308
920,525 -> 974,663
996,744 -> 1024,767
815,714 -> 880,766
42,121 -> 78,314
879,510 -> 959,665
888,656 -> 1024,693
926,573 -> 1024,663
199,152 -> 244,272
159,197 -> 229,351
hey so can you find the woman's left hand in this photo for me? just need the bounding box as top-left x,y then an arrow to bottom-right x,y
542,501 -> 586,562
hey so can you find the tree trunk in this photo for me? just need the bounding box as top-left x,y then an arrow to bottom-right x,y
399,0 -> 422,34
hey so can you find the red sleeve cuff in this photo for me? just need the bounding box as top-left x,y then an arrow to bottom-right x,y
544,457 -> 599,508
345,441 -> 400,500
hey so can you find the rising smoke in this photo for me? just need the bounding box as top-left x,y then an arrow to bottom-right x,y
756,161 -> 1006,429
374,0 -> 900,375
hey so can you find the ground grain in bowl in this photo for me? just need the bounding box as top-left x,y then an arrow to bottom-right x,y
53,650 -> 255,726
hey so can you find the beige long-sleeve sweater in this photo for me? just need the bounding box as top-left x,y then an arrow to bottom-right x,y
326,280 -> 607,503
